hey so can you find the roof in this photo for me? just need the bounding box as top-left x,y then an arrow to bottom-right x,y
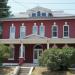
0,6 -> 75,21
11,6 -> 75,18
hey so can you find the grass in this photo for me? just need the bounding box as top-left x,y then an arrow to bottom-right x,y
0,67 -> 14,75
32,67 -> 75,75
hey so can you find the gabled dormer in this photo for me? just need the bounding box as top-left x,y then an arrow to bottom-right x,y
26,6 -> 53,17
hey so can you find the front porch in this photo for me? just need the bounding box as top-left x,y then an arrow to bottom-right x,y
1,34 -> 75,65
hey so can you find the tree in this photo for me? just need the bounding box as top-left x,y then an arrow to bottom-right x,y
0,44 -> 11,66
0,0 -> 10,18
39,47 -> 75,71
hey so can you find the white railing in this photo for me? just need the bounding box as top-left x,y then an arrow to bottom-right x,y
0,38 -> 75,44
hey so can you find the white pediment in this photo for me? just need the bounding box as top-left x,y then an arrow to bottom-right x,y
25,34 -> 47,39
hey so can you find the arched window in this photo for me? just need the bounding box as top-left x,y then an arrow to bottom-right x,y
52,22 -> 58,38
39,23 -> 45,37
33,23 -> 38,35
63,22 -> 69,38
10,23 -> 15,39
20,23 -> 26,39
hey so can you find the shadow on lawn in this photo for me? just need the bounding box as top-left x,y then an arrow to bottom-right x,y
42,71 -> 69,75
42,70 -> 75,75
69,70 -> 75,74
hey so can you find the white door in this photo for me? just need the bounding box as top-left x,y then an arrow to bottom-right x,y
33,49 -> 42,64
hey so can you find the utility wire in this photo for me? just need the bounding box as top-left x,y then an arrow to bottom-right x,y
1,0 -> 75,10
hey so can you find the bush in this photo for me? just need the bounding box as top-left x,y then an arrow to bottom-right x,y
0,44 -> 11,66
39,47 -> 75,71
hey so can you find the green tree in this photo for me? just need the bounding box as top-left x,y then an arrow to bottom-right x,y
39,47 -> 75,71
0,0 -> 10,18
0,44 -> 11,66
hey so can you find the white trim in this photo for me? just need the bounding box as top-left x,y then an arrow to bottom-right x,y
32,23 -> 38,35
8,58 -> 14,60
19,44 -> 25,60
39,22 -> 45,37
28,67 -> 34,75
63,22 -> 69,38
20,23 -> 26,39
33,45 -> 43,64
52,22 -> 58,38
9,23 -> 15,39
3,63 -> 18,66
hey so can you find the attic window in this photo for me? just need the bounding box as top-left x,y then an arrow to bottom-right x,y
42,13 -> 46,17
48,13 -> 53,17
37,11 -> 41,17
32,13 -> 36,17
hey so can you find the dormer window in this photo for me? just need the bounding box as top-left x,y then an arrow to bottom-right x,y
48,13 -> 53,17
42,13 -> 46,17
37,11 -> 41,17
32,13 -> 36,17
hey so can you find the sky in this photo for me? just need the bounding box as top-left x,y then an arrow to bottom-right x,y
8,0 -> 75,14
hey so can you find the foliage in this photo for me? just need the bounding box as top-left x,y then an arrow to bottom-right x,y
0,44 -> 11,66
39,47 -> 75,71
0,0 -> 10,18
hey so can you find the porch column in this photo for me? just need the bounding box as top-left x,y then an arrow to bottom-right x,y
19,43 -> 24,65
47,43 -> 49,49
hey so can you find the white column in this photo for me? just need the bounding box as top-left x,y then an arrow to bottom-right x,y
47,43 -> 49,49
20,43 -> 24,58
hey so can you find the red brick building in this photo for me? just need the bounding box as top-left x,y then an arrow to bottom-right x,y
0,6 -> 75,65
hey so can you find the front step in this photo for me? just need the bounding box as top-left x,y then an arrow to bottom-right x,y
18,67 -> 30,75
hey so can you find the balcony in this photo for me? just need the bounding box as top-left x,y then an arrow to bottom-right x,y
0,38 -> 75,44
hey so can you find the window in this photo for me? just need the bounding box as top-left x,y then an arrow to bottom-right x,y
37,11 -> 41,17
39,23 -> 45,37
63,22 -> 69,38
9,45 -> 14,60
0,22 -> 3,39
20,23 -> 26,39
42,13 -> 46,17
33,23 -> 38,35
52,22 -> 58,38
10,23 -> 15,39
32,13 -> 36,17
48,13 -> 53,17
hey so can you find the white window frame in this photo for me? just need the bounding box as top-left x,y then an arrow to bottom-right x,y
8,46 -> 14,60
52,22 -> 58,38
63,22 -> 69,38
32,23 -> 38,35
10,23 -> 15,39
39,23 -> 45,37
20,23 -> 26,39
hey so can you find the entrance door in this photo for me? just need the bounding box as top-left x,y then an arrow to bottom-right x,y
33,45 -> 43,64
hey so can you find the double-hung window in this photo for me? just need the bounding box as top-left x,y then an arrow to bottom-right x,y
52,22 -> 58,38
10,23 -> 15,39
63,22 -> 69,38
39,23 -> 45,37
20,23 -> 26,39
33,23 -> 38,35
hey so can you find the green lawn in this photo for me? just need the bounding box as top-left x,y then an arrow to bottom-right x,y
32,67 -> 75,75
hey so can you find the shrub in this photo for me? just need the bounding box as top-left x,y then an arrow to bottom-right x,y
0,44 -> 11,66
39,47 -> 75,71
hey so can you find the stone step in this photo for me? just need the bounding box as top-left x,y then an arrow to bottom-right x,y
18,67 -> 30,75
